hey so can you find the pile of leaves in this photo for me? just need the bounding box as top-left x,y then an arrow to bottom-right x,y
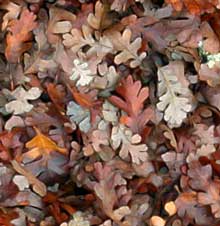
1,0 -> 220,225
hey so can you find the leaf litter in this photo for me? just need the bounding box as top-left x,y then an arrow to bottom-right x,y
1,0 -> 220,225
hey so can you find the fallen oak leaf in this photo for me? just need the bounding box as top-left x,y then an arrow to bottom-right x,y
12,175 -> 29,191
111,125 -> 149,164
22,127 -> 67,163
47,83 -> 66,112
109,75 -> 153,135
3,86 -> 42,115
47,7 -> 76,44
67,101 -> 91,133
43,192 -> 76,224
87,1 -> 111,30
5,115 -> 25,131
106,29 -> 146,68
69,86 -> 102,124
157,61 -> 194,128
11,160 -> 47,197
70,59 -> 94,87
5,8 -> 37,63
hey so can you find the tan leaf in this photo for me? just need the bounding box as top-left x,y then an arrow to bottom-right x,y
87,1 -> 110,30
150,216 -> 166,226
157,61 -> 194,127
47,7 -> 76,44
106,29 -> 146,67
11,160 -> 47,197
111,125 -> 149,164
164,201 -> 177,216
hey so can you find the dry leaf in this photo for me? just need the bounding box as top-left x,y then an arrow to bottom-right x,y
157,61 -> 193,127
111,125 -> 149,164
0,1 -> 21,30
87,1 -> 110,30
22,127 -> 67,162
66,101 -> 91,133
70,59 -> 94,86
109,75 -> 153,134
11,160 -> 47,197
3,86 -> 42,115
107,29 -> 146,67
5,9 -> 37,63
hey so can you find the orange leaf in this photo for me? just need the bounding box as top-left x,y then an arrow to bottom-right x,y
5,9 -> 37,63
71,86 -> 94,108
24,127 -> 67,160
166,0 -> 218,15
0,209 -> 18,226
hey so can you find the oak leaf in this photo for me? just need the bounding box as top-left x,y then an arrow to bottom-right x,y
157,61 -> 193,127
60,211 -> 90,226
63,25 -> 113,58
11,160 -> 47,197
111,125 -> 149,164
47,7 -> 76,44
187,163 -> 220,218
70,59 -> 94,87
102,100 -> 119,124
5,9 -> 37,63
24,23 -> 57,75
175,192 -> 212,225
22,127 -> 67,162
110,0 -> 134,11
67,101 -> 91,133
109,75 -> 153,134
107,29 -> 146,67
70,87 -> 102,124
3,86 -> 42,115
87,1 -> 110,30
0,209 -> 18,226
47,83 -> 66,112
93,162 -> 126,219
94,63 -> 119,91
199,62 -> 220,87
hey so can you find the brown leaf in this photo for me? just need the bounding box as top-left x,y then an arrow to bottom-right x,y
47,83 -> 66,112
87,1 -> 111,30
11,160 -> 47,197
47,7 -> 76,44
5,9 -> 37,63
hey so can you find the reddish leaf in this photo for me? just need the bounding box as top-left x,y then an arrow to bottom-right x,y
5,9 -> 37,63
109,75 -> 153,134
47,83 -> 66,112
0,209 -> 18,226
166,0 -> 218,15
